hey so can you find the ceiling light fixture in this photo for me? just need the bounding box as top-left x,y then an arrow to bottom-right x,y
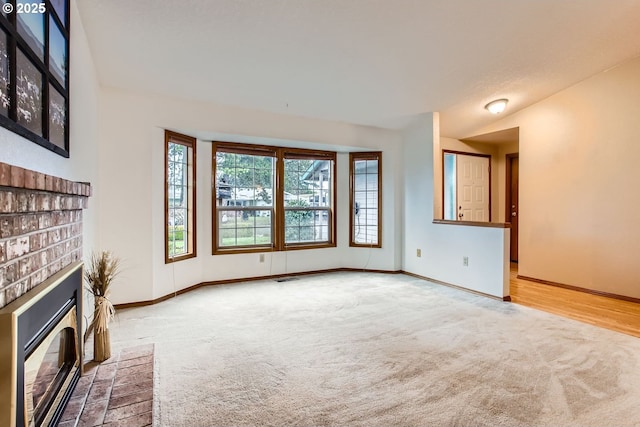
484,98 -> 508,114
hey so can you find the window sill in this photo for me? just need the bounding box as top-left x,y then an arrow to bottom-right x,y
165,252 -> 197,264
432,219 -> 511,229
284,242 -> 336,251
350,243 -> 382,248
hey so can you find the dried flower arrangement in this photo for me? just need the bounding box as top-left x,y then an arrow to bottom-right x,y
84,251 -> 121,362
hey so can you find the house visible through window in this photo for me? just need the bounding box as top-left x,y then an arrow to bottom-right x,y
215,146 -> 275,248
0,0 -> 70,157
350,152 -> 381,247
165,131 -> 196,262
213,142 -> 336,253
284,151 -> 334,245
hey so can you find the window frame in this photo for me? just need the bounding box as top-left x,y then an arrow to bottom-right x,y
212,142 -> 336,254
349,151 -> 382,248
165,130 -> 197,263
212,142 -> 277,254
281,148 -> 336,251
0,0 -> 71,157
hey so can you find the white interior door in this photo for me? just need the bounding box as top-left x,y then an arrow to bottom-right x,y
456,154 -> 489,221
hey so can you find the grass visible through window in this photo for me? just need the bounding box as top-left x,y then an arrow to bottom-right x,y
219,215 -> 272,247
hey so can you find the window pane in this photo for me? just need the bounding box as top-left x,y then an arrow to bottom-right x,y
285,209 -> 328,244
168,143 -> 187,209
284,159 -> 313,203
366,192 -> 378,206
1,0 -> 9,17
366,174 -> 378,191
218,210 -> 272,247
316,225 -> 329,241
284,159 -> 332,209
51,0 -> 67,26
168,223 -> 187,257
49,16 -> 67,87
355,190 -> 367,205
17,2 -> 45,59
49,84 -> 65,148
215,152 -> 274,208
219,227 -> 236,246
0,30 -> 8,116
219,211 -> 237,229
17,50 -> 42,136
175,232 -> 187,256
354,226 -> 378,245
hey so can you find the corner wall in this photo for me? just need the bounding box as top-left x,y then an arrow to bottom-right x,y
468,55 -> 640,299
402,114 -> 509,298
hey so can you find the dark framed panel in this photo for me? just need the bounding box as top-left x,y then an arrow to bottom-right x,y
0,0 -> 70,157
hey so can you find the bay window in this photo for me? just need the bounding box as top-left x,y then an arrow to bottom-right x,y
213,142 -> 336,254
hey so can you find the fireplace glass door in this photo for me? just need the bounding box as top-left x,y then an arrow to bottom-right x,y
24,307 -> 79,427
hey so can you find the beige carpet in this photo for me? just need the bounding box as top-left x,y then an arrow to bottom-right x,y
108,272 -> 640,426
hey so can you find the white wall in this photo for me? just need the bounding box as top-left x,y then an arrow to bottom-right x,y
469,55 -> 640,299
402,114 -> 509,298
97,88 -> 404,304
0,0 -> 101,258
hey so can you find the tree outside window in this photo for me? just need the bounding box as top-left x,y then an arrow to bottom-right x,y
165,131 -> 196,262
213,143 -> 336,254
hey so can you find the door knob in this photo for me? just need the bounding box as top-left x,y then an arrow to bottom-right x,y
512,212 -> 517,217
458,212 -> 464,219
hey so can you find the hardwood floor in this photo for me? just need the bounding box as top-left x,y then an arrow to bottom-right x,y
510,264 -> 640,338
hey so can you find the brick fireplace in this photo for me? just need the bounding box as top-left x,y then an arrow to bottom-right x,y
0,162 -> 91,426
0,162 -> 91,309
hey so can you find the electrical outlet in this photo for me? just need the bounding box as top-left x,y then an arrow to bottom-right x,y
417,249 -> 422,257
259,254 -> 265,263
463,256 -> 469,266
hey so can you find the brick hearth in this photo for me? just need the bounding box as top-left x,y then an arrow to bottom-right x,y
60,344 -> 155,427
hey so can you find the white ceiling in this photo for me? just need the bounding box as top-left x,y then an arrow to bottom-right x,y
77,0 -> 640,139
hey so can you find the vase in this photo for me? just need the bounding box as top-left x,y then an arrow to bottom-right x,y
93,326 -> 111,362
92,295 -> 114,362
